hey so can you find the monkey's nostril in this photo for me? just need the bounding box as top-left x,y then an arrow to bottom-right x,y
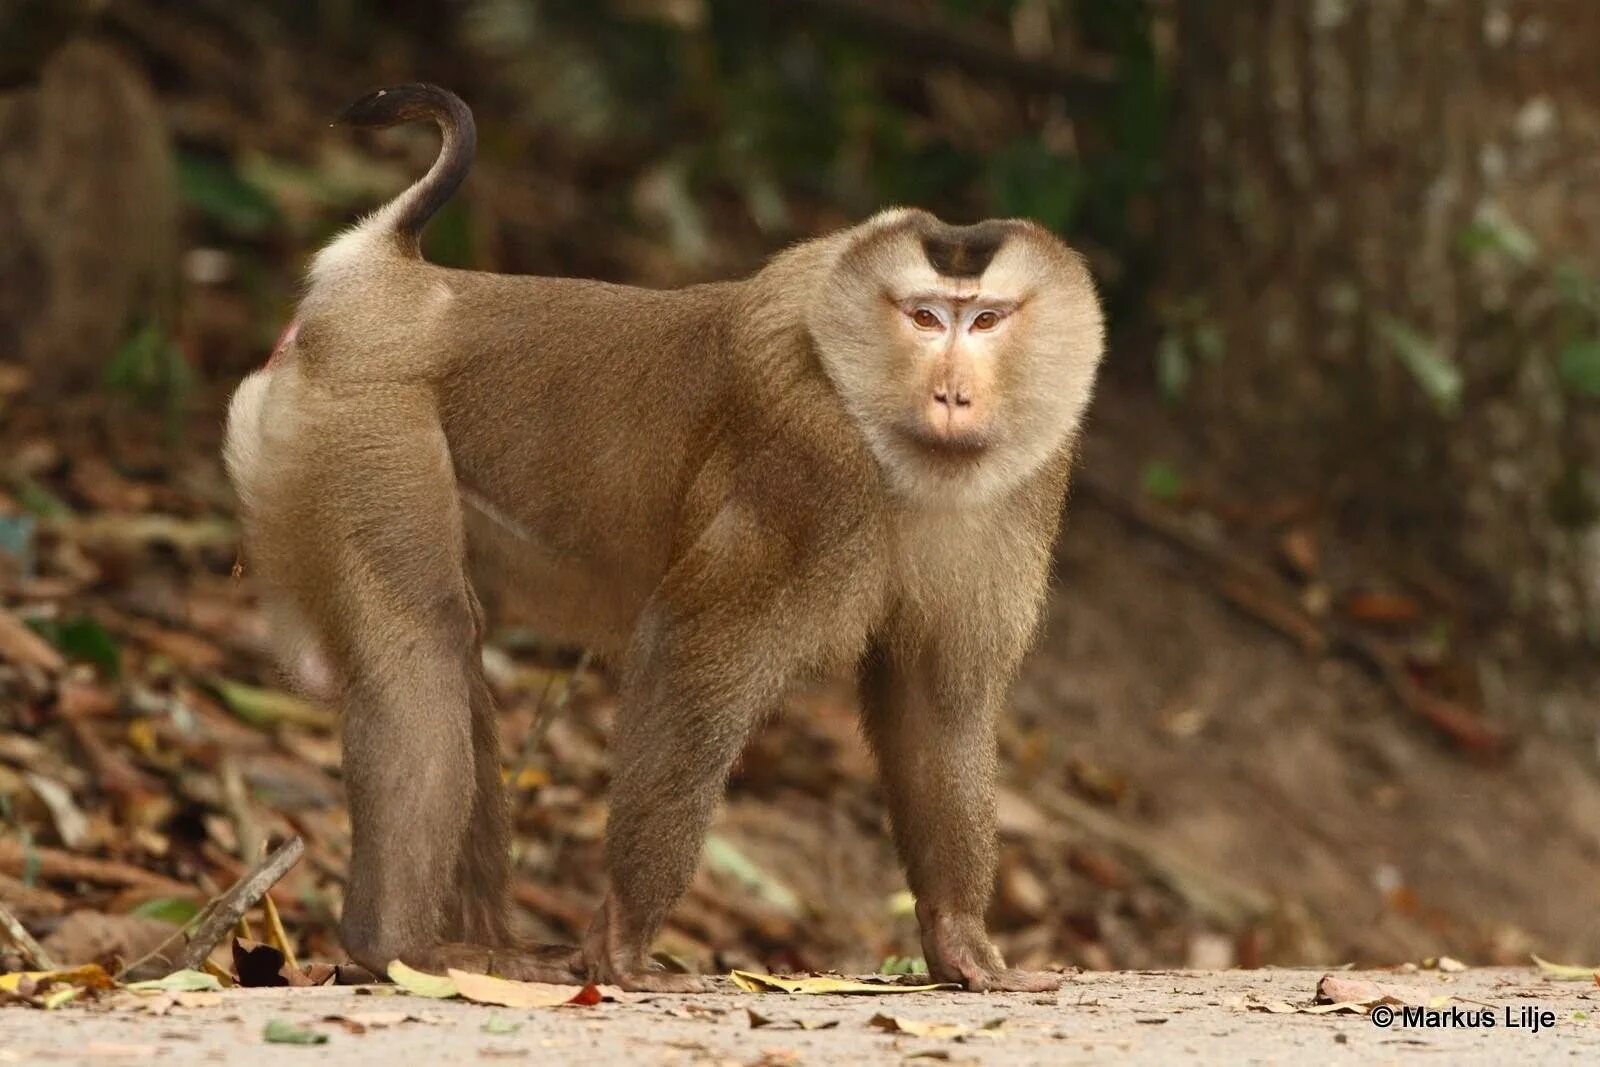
954,391 -> 972,408
932,385 -> 949,406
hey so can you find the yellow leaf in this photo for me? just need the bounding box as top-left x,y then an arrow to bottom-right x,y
447,970 -> 585,1009
41,986 -> 82,1009
1532,955 -> 1600,981
0,964 -> 114,994
730,970 -> 954,995
387,961 -> 458,999
510,767 -> 549,790
869,1013 -> 970,1038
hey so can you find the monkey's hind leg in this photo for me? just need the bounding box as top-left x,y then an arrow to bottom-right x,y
263,387 -> 571,983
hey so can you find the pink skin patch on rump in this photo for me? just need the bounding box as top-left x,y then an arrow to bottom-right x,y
265,319 -> 299,368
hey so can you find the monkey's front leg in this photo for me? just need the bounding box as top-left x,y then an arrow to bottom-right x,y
861,641 -> 1063,993
580,611 -> 779,992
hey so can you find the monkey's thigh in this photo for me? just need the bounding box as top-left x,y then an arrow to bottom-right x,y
252,384 -> 532,974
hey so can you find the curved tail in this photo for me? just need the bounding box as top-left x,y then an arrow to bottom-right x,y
337,83 -> 475,248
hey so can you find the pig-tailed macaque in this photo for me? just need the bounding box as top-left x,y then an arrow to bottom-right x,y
225,84 -> 1104,992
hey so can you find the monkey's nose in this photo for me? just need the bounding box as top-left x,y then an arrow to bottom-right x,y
932,383 -> 972,408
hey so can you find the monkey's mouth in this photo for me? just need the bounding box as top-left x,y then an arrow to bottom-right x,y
897,422 -> 993,461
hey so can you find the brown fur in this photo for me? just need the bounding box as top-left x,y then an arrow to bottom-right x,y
225,87 -> 1104,991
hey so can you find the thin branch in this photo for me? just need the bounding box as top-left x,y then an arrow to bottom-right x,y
1076,471 -> 1511,759
135,836 -> 305,977
0,900 -> 58,971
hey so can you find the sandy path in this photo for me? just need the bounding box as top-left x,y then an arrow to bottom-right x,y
3,967 -> 1595,1065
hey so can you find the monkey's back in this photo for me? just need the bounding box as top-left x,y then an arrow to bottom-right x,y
431,269 -> 748,647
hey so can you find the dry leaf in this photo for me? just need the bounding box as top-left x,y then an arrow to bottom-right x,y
447,968 -> 592,1009
1344,591 -> 1422,625
323,1010 -> 419,1033
1532,955 -> 1600,981
1315,974 -> 1447,1010
0,963 -> 115,994
730,970 -> 955,995
748,1007 -> 838,1030
868,1013 -> 970,1039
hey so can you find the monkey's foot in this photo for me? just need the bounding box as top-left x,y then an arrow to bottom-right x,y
920,909 -> 1066,993
954,967 -> 1064,993
603,968 -> 716,994
397,942 -> 582,983
581,893 -> 716,992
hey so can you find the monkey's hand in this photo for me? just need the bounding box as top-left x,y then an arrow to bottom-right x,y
921,910 -> 1065,993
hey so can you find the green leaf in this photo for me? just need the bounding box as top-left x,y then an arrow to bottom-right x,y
208,678 -> 336,731
1557,339 -> 1600,398
987,140 -> 1084,233
104,321 -> 194,438
130,896 -> 202,925
1377,315 -> 1462,416
263,1019 -> 328,1045
178,153 -> 281,235
14,475 -> 69,519
877,955 -> 926,976
482,1015 -> 522,1035
386,960 -> 458,999
1531,954 -> 1600,981
1155,334 -> 1189,402
1140,461 -> 1184,503
127,969 -> 224,993
1457,212 -> 1539,265
31,616 -> 120,677
703,834 -> 802,917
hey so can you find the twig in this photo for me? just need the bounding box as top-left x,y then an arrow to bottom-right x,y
59,713 -> 161,797
1077,471 -> 1511,759
262,892 -> 299,972
220,757 -> 263,867
1330,627 -> 1511,759
116,900 -> 218,981
532,650 -> 591,751
512,880 -> 591,932
1027,787 -> 1272,928
0,872 -> 67,916
0,900 -> 59,971
0,837 -> 195,894
0,607 -> 65,671
514,649 -> 592,781
174,836 -> 304,973
1077,472 -> 1326,653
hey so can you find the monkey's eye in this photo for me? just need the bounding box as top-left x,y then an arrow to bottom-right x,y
911,307 -> 944,331
971,310 -> 1002,332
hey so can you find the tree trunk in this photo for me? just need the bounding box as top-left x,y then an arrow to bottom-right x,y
0,37 -> 176,397
1164,0 -> 1600,646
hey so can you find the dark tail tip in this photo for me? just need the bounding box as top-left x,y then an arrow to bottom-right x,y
335,83 -> 476,244
337,83 -> 459,129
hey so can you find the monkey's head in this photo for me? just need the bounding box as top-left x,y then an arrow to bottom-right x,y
807,209 -> 1105,504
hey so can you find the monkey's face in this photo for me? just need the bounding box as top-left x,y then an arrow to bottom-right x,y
808,210 -> 1105,504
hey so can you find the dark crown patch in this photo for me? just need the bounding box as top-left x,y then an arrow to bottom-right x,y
919,220 -> 1010,278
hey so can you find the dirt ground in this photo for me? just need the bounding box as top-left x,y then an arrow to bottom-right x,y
3,967 -> 1595,1066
